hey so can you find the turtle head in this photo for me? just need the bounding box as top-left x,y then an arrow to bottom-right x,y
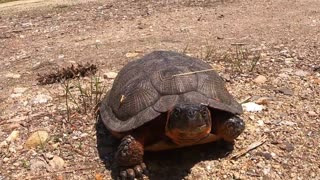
165,104 -> 212,145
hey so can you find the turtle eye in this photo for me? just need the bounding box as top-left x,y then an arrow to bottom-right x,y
200,106 -> 208,117
173,108 -> 181,117
201,110 -> 208,117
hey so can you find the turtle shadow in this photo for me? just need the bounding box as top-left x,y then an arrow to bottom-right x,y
144,142 -> 232,180
96,117 -> 233,180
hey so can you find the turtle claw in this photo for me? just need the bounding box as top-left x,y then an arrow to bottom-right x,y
118,162 -> 148,180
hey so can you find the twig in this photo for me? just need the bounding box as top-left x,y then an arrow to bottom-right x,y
231,43 -> 247,46
172,69 -> 215,77
231,137 -> 267,160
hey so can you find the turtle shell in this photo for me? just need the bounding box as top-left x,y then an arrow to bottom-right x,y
100,51 -> 243,132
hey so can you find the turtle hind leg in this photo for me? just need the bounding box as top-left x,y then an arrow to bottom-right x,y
115,135 -> 147,179
216,116 -> 245,142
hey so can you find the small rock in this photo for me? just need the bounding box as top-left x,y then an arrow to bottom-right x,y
6,130 -> 19,142
30,159 -> 47,172
7,123 -> 21,130
278,73 -> 289,78
0,141 -> 8,148
103,72 -> 118,79
279,142 -> 294,152
308,111 -> 317,116
255,97 -> 271,105
13,87 -> 28,94
257,120 -> 264,126
58,54 -> 65,59
24,131 -> 49,149
263,166 -> 271,175
32,62 -> 41,69
31,94 -> 52,104
51,143 -> 60,149
242,102 -> 264,112
125,52 -> 140,58
232,172 -> 242,179
276,87 -> 293,96
260,53 -> 267,57
284,58 -> 293,64
49,156 -> 65,170
5,73 -> 21,79
257,152 -> 273,160
280,120 -> 297,126
80,133 -> 88,138
220,74 -> 231,82
295,70 -> 310,77
10,93 -> 22,98
280,68 -> 293,73
45,153 -> 54,160
3,157 -> 10,163
9,147 -> 16,153
253,75 -> 267,84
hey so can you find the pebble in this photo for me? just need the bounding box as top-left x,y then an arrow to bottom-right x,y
284,58 -> 293,64
6,130 -> 20,142
278,73 -> 289,78
10,93 -> 23,98
30,159 -> 47,172
257,120 -> 264,126
242,102 -> 264,112
45,153 -> 54,160
13,87 -> 28,94
276,87 -> 293,96
263,167 -> 271,176
58,54 -> 65,59
31,94 -> 52,104
253,75 -> 267,84
257,152 -> 273,160
295,70 -> 309,77
280,68 -> 293,73
3,157 -> 10,163
103,72 -> 118,79
24,131 -> 49,149
308,111 -> 317,116
0,141 -> 8,148
280,142 -> 294,152
5,73 -> 21,79
49,156 -> 65,170
125,52 -> 140,58
255,97 -> 271,105
279,120 -> 297,126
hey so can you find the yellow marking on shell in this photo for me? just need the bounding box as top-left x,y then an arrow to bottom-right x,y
120,95 -> 126,103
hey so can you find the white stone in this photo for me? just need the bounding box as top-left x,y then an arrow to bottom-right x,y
32,94 -> 52,104
5,73 -> 21,79
253,75 -> 267,84
103,72 -> 118,79
242,102 -> 264,112
13,87 -> 28,94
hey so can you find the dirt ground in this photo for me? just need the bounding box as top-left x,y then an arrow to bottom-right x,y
0,0 -> 319,179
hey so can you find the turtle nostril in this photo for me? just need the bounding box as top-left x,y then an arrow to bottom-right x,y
188,110 -> 196,118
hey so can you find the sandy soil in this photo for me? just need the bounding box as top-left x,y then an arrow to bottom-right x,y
0,0 -> 319,179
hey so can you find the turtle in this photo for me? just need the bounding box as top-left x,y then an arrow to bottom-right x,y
99,51 -> 245,179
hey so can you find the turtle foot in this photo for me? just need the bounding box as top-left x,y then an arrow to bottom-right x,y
217,116 -> 245,142
115,135 -> 146,179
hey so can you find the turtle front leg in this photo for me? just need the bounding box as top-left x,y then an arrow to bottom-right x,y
216,116 -> 245,142
115,135 -> 147,179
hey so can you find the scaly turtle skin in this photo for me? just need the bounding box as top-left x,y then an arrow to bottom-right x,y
99,51 -> 245,179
